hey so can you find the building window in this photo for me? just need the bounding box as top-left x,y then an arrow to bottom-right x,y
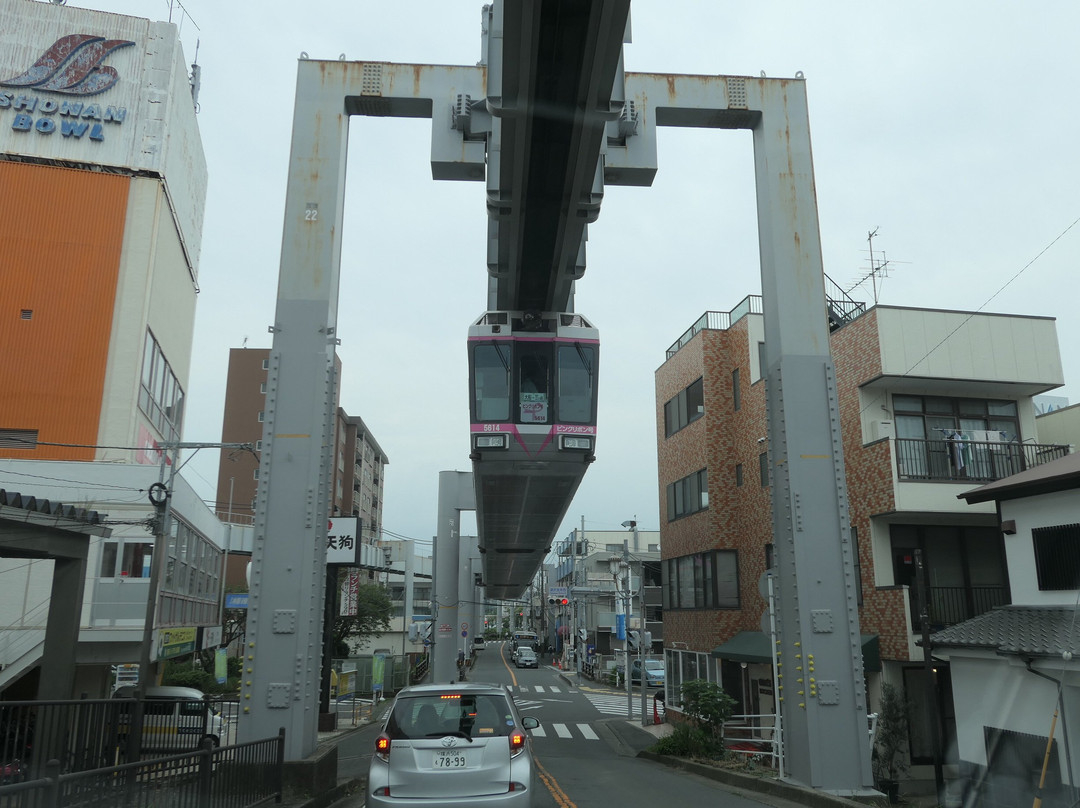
1032,523 -> 1080,590
756,341 -> 766,382
664,378 -> 704,437
663,550 -> 739,610
138,330 -> 185,441
255,440 -> 262,452
253,468 -> 260,480
257,411 -> 265,423
893,395 -> 1021,441
260,382 -> 267,394
100,541 -> 153,578
606,543 -> 621,552
735,463 -> 744,487
666,468 -> 708,521
262,358 -> 269,370
732,368 -> 741,411
759,452 -> 769,487
648,544 -> 660,552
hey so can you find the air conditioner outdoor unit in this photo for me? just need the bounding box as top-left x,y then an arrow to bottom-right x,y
872,421 -> 894,441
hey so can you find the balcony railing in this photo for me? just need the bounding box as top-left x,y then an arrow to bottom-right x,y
894,437 -> 1070,483
909,584 -> 1010,630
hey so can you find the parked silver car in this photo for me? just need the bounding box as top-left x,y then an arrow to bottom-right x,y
367,682 -> 541,808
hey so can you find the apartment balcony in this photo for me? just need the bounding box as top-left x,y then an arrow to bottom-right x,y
895,437 -> 1070,483
909,584 -> 1010,631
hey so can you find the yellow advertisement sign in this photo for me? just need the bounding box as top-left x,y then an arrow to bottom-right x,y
156,627 -> 197,660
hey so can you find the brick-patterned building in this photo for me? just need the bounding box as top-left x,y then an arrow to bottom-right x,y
656,296 -> 1068,767
216,348 -> 388,588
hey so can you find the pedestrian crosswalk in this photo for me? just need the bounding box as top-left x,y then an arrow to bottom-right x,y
515,685 -> 573,694
582,692 -> 643,717
529,722 -> 599,741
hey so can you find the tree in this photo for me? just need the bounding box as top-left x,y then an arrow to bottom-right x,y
652,679 -> 736,759
332,582 -> 393,656
872,682 -> 910,793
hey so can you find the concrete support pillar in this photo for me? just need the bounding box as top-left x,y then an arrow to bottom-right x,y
38,553 -> 87,701
433,471 -> 475,683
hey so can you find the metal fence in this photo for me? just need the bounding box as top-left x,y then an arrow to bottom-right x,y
908,584 -> 1010,630
0,695 -> 235,782
894,437 -> 1070,483
723,713 -> 781,768
0,731 -> 284,808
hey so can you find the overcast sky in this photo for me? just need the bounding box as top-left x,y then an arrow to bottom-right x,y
74,1 -> 1080,552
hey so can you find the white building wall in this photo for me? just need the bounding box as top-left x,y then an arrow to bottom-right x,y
98,178 -> 198,457
948,652 -> 1073,776
0,459 -> 224,634
893,481 -> 998,516
1000,490 -> 1080,605
1036,403 -> 1080,448
875,307 -> 1063,386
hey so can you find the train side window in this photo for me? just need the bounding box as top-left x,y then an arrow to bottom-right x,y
519,350 -> 549,423
474,343 -> 511,421
557,344 -> 595,423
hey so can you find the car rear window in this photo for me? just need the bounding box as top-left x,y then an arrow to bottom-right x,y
386,694 -> 513,740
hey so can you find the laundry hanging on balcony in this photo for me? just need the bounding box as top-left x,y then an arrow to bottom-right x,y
944,430 -> 965,472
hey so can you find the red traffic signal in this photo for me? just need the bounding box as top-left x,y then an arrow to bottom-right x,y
559,598 -> 569,605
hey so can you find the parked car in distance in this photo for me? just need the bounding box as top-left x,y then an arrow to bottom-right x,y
367,682 -> 540,808
112,685 -> 225,750
630,658 -> 665,688
515,648 -> 538,669
473,636 -> 487,651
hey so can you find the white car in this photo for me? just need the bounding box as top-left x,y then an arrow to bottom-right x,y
367,682 -> 541,808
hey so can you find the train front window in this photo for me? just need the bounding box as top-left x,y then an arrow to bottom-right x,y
518,349 -> 549,423
557,344 -> 595,424
474,343 -> 510,421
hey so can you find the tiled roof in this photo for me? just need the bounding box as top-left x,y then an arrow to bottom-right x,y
958,451 -> 1080,504
930,606 -> 1080,658
0,488 -> 103,525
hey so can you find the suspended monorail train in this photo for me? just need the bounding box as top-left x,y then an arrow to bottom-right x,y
468,311 -> 599,599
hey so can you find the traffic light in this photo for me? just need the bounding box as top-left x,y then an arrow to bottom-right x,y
559,598 -> 569,606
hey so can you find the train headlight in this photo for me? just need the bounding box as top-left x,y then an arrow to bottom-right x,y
559,435 -> 592,451
475,434 -> 508,450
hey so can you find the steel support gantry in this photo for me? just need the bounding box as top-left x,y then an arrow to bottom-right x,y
244,2 -> 874,795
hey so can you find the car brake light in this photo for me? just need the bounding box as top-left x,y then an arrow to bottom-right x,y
510,731 -> 526,751
375,734 -> 391,760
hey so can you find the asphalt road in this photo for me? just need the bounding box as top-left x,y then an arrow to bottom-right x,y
337,642 -> 810,808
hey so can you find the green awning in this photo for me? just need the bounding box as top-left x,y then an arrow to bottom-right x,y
711,631 -> 880,673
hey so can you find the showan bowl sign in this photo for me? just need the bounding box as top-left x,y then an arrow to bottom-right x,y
1,34 -> 133,142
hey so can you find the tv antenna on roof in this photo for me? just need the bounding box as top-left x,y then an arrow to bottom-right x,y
846,227 -> 908,305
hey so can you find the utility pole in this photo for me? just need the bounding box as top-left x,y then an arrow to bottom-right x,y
623,538 -> 632,719
915,549 -> 945,804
